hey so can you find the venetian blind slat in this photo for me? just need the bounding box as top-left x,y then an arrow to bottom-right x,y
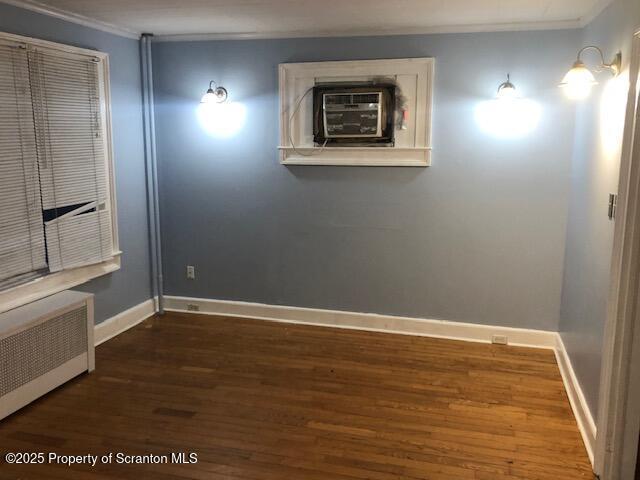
45,209 -> 113,272
0,44 -> 47,282
29,49 -> 108,211
28,47 -> 113,272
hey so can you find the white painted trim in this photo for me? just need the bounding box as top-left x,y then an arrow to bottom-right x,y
596,31 -> 640,480
0,0 -> 608,43
0,255 -> 121,315
0,30 -> 109,58
579,0 -> 615,27
0,0 -> 140,39
1,0 -> 610,43
164,296 -> 557,349
279,58 -> 434,167
554,335 -> 597,466
152,20 -> 582,43
100,54 -> 120,257
278,147 -> 431,167
94,298 -> 156,346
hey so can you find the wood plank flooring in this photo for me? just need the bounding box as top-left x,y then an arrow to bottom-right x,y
0,312 -> 594,479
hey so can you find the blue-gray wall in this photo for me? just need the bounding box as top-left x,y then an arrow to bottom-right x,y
1,0 -> 636,421
560,0 -> 640,418
152,30 -> 579,330
0,3 -> 152,323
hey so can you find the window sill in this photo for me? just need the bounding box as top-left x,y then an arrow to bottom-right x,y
278,146 -> 432,166
0,253 -> 121,315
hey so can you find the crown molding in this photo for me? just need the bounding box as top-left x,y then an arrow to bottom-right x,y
579,0 -> 615,27
152,19 -> 581,42
2,0 -> 610,43
0,0 -> 140,39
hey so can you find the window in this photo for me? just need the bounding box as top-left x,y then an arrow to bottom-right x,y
0,32 -> 119,312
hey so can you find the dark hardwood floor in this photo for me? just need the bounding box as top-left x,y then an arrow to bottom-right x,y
0,312 -> 594,479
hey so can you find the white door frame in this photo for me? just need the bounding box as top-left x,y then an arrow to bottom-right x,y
595,30 -> 640,480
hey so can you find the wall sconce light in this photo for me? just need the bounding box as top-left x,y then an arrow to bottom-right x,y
560,46 -> 622,100
496,74 -> 517,100
474,74 -> 541,138
201,80 -> 228,104
197,80 -> 245,137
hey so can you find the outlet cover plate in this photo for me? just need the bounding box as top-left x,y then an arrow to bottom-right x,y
491,334 -> 508,345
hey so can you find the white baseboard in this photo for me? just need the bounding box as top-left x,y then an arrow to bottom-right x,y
554,335 -> 597,466
94,298 -> 156,346
163,296 -> 557,349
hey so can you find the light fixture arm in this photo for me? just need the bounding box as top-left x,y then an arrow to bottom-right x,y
576,45 -> 622,76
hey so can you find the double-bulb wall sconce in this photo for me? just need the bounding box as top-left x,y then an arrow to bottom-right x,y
560,46 -> 622,100
201,81 -> 228,104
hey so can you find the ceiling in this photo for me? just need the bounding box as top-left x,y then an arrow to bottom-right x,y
8,0 -> 612,40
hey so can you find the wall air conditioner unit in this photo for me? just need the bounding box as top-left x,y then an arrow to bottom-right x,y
279,58 -> 434,166
313,84 -> 396,146
0,291 -> 94,420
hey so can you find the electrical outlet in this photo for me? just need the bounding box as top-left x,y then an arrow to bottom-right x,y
186,265 -> 195,280
491,334 -> 508,345
187,303 -> 200,312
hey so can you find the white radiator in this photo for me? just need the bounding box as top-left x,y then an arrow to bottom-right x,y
0,290 -> 94,420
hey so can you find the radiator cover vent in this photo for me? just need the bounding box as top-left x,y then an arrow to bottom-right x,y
0,306 -> 87,396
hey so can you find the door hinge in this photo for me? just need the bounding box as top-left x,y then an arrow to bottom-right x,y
608,193 -> 618,220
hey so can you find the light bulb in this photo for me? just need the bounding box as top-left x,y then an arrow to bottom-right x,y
200,85 -> 228,104
497,75 -> 517,100
497,85 -> 517,100
560,61 -> 598,100
201,89 -> 218,104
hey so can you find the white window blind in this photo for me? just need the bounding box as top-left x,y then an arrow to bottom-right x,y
0,35 -> 116,285
29,49 -> 109,210
0,43 -> 47,283
28,48 -> 113,272
45,207 -> 113,272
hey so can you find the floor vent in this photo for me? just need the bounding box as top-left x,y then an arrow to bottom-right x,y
0,291 -> 94,420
